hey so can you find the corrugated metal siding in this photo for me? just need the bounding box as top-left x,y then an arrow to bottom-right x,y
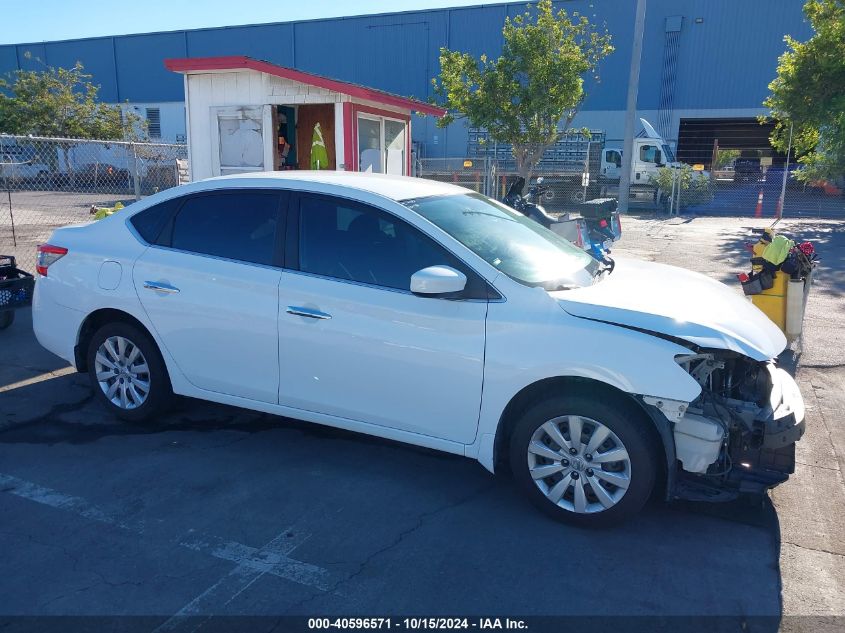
45,38 -> 119,102
0,0 -> 815,112
294,14 -> 432,100
0,46 -> 19,83
15,43 -> 47,70
557,0 -> 636,110
113,32 -> 187,102
186,23 -> 295,66
639,0 -> 812,110
447,5 -> 508,58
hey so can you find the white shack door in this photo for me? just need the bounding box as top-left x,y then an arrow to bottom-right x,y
210,105 -> 274,176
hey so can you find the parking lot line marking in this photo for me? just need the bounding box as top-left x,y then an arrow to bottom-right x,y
0,472 -> 337,607
0,472 -> 134,529
0,366 -> 76,393
151,559 -> 271,633
180,531 -> 334,590
154,529 -> 321,633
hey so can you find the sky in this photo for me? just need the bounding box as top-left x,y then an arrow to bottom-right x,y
0,0 -> 516,45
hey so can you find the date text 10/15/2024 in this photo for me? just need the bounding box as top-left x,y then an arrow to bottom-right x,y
308,618 -> 528,630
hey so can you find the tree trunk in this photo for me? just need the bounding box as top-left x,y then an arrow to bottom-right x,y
517,154 -> 533,181
513,142 -> 547,182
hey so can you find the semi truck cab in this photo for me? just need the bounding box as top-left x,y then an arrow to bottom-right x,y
600,137 -> 679,186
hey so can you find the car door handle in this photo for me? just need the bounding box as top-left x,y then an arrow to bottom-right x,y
143,281 -> 180,294
286,306 -> 332,320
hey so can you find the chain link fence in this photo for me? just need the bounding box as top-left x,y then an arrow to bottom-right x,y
418,157 -> 667,215
684,145 -> 845,218
417,129 -> 664,214
418,144 -> 845,219
0,134 -> 188,271
414,157 -> 496,197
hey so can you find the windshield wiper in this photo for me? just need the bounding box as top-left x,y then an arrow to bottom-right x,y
460,210 -> 518,222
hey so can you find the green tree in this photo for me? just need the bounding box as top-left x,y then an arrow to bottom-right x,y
764,0 -> 845,181
433,0 -> 613,179
650,165 -> 713,210
714,148 -> 740,170
0,56 -> 142,140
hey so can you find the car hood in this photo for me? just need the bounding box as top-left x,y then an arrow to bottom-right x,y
553,257 -> 786,361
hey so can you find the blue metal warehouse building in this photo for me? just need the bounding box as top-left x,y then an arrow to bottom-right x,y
0,1 -> 812,162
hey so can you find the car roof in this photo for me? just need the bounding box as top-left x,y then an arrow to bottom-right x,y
204,171 -> 468,202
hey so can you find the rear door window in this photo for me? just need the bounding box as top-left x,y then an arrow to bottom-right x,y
160,191 -> 285,266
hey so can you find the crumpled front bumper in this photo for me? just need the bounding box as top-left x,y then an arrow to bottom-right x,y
667,363 -> 807,502
730,365 -> 805,494
763,366 -> 806,448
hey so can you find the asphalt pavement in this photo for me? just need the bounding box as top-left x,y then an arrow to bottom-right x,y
0,212 -> 843,631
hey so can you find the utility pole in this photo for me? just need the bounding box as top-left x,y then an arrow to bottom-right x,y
618,0 -> 647,214
777,121 -> 793,219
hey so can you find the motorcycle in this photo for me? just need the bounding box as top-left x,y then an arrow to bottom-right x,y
501,176 -> 561,229
502,176 -> 617,266
580,206 -> 618,266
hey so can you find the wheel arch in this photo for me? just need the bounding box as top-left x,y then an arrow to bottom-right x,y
74,308 -> 156,372
493,375 -> 675,497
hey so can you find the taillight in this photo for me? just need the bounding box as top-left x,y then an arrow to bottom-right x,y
36,244 -> 68,276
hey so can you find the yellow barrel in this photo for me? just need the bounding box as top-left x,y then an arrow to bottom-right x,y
751,271 -> 789,331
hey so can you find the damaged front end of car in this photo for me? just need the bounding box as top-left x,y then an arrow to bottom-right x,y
645,351 -> 805,502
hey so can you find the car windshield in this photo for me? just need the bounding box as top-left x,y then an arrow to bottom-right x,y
403,192 -> 599,289
661,143 -> 676,163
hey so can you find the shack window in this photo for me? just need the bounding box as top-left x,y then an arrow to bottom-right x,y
357,113 -> 407,176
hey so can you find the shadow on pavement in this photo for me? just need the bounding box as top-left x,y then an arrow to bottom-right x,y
0,368 -> 785,620
0,288 -> 786,622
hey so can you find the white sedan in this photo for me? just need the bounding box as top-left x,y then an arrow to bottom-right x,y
32,171 -> 805,526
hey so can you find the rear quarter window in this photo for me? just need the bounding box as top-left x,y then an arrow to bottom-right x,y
129,199 -> 178,243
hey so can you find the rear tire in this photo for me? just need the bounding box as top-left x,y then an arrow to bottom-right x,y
86,321 -> 173,422
510,394 -> 658,528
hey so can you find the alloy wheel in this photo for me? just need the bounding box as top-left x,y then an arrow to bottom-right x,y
94,335 -> 151,410
527,415 -> 632,514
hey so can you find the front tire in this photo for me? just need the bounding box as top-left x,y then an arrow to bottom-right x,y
510,394 -> 658,527
86,322 -> 173,422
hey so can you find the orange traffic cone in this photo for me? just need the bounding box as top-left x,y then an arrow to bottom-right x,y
754,189 -> 764,217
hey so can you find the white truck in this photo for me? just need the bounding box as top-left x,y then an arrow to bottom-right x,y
596,119 -> 680,197
470,119 -> 688,209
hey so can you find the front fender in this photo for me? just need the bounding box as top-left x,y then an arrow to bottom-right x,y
467,290 -> 701,470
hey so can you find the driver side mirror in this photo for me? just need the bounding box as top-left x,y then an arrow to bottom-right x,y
536,176 -> 544,185
410,266 -> 467,298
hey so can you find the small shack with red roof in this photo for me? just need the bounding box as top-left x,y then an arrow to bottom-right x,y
165,56 -> 445,182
